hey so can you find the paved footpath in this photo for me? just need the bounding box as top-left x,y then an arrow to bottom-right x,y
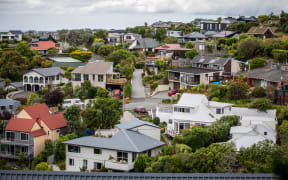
131,69 -> 146,99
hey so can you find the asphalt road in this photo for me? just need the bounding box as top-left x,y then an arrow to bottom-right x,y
131,69 -> 146,99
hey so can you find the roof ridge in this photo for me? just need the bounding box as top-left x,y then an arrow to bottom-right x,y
121,129 -> 140,152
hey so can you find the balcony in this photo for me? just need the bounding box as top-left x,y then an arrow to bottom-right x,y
105,160 -> 134,171
0,138 -> 32,146
0,151 -> 32,159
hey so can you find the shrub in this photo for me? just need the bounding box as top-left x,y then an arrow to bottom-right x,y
35,162 -> 52,171
249,98 -> 272,112
69,50 -> 92,62
57,161 -> 66,170
97,87 -> 109,97
185,49 -> 198,59
228,81 -> 249,100
135,61 -> 145,69
249,57 -> 267,69
124,83 -> 132,98
162,99 -> 172,104
151,81 -> 158,90
272,49 -> 288,63
251,87 -> 266,98
153,117 -> 160,125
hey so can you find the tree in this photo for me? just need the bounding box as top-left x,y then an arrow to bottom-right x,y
62,82 -> 73,98
105,49 -> 131,65
208,85 -> 228,100
134,154 -> 151,172
63,105 -> 81,134
272,49 -> 288,64
272,145 -> 288,180
249,98 -> 272,112
277,106 -> 288,125
15,41 -> 35,59
35,162 -> 52,171
82,97 -> 122,129
63,46 -> 79,53
93,30 -> 108,40
185,49 -> 198,59
228,81 -> 249,100
155,28 -> 167,42
18,152 -> 26,165
69,50 -> 92,62
121,64 -> 133,80
251,87 -> 266,98
278,120 -> 288,146
185,41 -> 194,49
239,140 -> 274,173
44,89 -> 64,106
31,55 -> 52,68
48,47 -> 58,55
96,87 -> 109,97
152,117 -> 160,125
27,92 -> 39,105
83,80 -> 91,91
97,44 -> 114,57
87,86 -> 98,99
155,60 -> 164,71
0,110 -> 12,120
237,37 -> 261,59
124,83 -> 132,98
55,134 -> 78,162
249,57 -> 267,69
0,50 -> 28,81
163,36 -> 178,44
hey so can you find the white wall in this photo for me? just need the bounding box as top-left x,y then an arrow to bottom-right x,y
132,125 -> 161,141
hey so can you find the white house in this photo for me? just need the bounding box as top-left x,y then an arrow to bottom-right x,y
0,31 -> 22,41
63,119 -> 164,172
23,67 -> 66,92
229,107 -> 277,150
123,33 -> 142,44
156,93 -> 233,137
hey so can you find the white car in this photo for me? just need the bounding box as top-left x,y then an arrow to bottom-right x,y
63,98 -> 85,109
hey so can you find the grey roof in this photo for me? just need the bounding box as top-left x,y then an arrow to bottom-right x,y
192,56 -> 230,66
63,120 -> 164,152
213,31 -> 237,38
184,32 -> 205,39
133,38 -> 159,49
0,170 -> 277,180
9,82 -> 23,88
9,30 -> 22,35
0,99 -> 21,106
242,63 -> 288,82
72,62 -> 113,74
32,67 -> 64,77
116,119 -> 160,129
204,31 -> 217,36
167,67 -> 221,74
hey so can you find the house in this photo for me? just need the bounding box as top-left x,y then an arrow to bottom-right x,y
0,31 -> 23,41
166,31 -> 184,38
150,21 -> 171,31
128,38 -> 159,52
200,20 -> 232,33
247,26 -> 278,39
30,35 -> 62,54
71,62 -> 126,89
0,104 -> 67,159
167,67 -> 224,89
0,99 -> 21,114
108,30 -> 126,45
5,82 -> 24,91
204,31 -> 217,38
0,170 -> 277,180
155,44 -> 191,58
63,119 -> 164,172
183,32 -> 206,42
156,93 -> 234,137
191,56 -> 242,77
48,56 -> 87,68
23,67 -> 66,92
123,33 -> 142,44
213,31 -> 238,38
237,16 -> 258,23
229,107 -> 277,150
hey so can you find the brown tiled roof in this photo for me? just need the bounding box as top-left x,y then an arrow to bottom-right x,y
72,62 -> 113,74
247,26 -> 278,35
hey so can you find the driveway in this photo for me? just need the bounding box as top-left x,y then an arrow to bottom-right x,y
132,69 -> 146,99
151,91 -> 172,99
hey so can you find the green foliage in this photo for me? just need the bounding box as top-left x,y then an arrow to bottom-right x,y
162,98 -> 172,104
82,97 -> 122,129
32,140 -> 53,169
63,105 -> 81,134
87,86 -> 98,99
155,60 -> 164,71
44,89 -> 64,106
57,161 -> 66,170
226,37 -> 238,46
251,87 -> 266,98
155,28 -> 167,42
83,80 -> 91,91
69,50 -> 92,62
93,30 -> 108,40
278,120 -> 288,146
185,49 -> 198,59
272,145 -> 288,180
205,44 -> 214,53
239,33 -> 249,41
106,49 -> 132,65
97,87 -> 109,97
126,26 -> 153,38
97,44 -> 114,57
18,152 -> 26,165
228,81 -> 249,100
237,37 -> 261,59
15,41 -> 35,59
63,46 -> 79,53
135,61 -> 145,69
124,83 -> 132,98
249,57 -> 267,69
48,47 -> 58,55
226,22 -> 259,33
208,85 -> 228,100
277,106 -> 288,125
134,154 -> 151,172
64,67 -> 75,79
185,41 -> 194,49
249,98 -> 272,112
27,92 -> 39,105
152,117 -> 160,125
120,64 -> 133,80
74,85 -> 83,99
175,144 -> 192,153
58,29 -> 94,46
163,36 -> 178,44
55,134 -> 78,162
35,162 -> 52,171
239,140 -> 274,173
272,49 -> 288,63
62,82 -> 73,98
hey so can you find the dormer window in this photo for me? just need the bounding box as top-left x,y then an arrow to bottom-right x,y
216,108 -> 224,114
264,132 -> 267,136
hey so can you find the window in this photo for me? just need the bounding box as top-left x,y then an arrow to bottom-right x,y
264,132 -> 268,136
168,119 -> 173,124
74,73 -> 81,81
48,131 -> 50,135
50,76 -> 55,81
132,152 -> 137,162
56,75 -> 59,80
94,148 -> 101,154
68,145 -> 81,153
21,133 -> 28,141
117,151 -> 128,162
216,108 -> 221,114
205,74 -> 208,80
83,159 -> 87,168
94,162 -> 102,170
93,75 -> 95,81
174,107 -> 190,113
84,74 -> 89,81
21,146 -> 28,153
69,158 -> 74,166
98,75 -> 104,82
56,129 -> 60,133
1,106 -> 5,110
6,132 -> 15,141
148,150 -> 151,157
9,105 -> 13,110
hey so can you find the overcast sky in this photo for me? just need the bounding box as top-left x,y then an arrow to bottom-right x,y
0,0 -> 287,31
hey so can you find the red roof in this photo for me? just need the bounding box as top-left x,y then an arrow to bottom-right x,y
23,104 -> 67,130
30,41 -> 62,51
155,44 -> 181,50
30,129 -> 46,137
5,117 -> 36,132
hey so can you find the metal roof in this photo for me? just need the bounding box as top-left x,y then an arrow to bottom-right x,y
72,62 -> 113,74
48,57 -> 81,63
166,67 -> 221,74
192,56 -> 230,66
184,32 -> 205,39
133,38 -> 159,49
0,170 -> 277,180
0,99 -> 21,106
32,67 -> 64,77
116,119 -> 160,129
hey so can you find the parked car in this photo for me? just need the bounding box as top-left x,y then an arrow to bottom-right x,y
112,89 -> 121,99
134,106 -> 147,113
168,89 -> 178,96
63,98 -> 84,109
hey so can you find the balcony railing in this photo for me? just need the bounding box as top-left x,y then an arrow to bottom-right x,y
0,138 -> 33,146
0,151 -> 32,159
105,160 -> 134,171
